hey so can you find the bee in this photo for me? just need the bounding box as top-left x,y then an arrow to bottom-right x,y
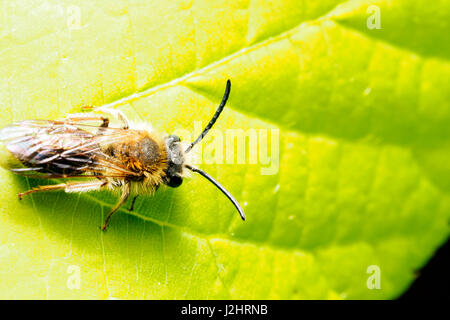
0,80 -> 245,231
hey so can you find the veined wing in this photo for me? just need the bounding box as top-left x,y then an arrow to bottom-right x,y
0,119 -> 140,179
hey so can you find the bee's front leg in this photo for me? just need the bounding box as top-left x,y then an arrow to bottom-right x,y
128,195 -> 139,212
101,182 -> 131,231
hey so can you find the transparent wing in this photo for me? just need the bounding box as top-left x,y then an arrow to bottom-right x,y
0,119 -> 140,179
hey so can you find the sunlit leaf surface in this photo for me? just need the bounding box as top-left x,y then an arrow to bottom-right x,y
0,0 -> 448,299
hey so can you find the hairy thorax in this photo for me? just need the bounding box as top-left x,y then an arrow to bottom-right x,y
104,131 -> 168,185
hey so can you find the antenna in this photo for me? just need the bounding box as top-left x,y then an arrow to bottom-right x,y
185,164 -> 245,221
185,80 -> 231,153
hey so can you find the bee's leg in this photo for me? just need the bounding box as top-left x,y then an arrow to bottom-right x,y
101,182 -> 130,231
65,181 -> 108,192
128,195 -> 139,211
92,106 -> 130,130
18,181 -> 106,200
18,183 -> 67,199
66,113 -> 110,128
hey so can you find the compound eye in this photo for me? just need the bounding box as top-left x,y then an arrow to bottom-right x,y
167,175 -> 183,188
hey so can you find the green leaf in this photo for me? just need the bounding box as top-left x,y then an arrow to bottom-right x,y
0,0 -> 448,299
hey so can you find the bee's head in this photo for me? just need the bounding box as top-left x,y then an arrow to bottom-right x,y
164,134 -> 184,188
